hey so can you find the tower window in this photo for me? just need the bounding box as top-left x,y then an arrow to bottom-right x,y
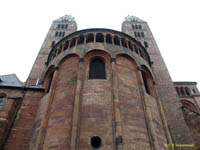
132,25 -> 135,30
63,41 -> 69,50
96,33 -> 104,43
86,33 -> 94,43
137,32 -> 141,38
59,32 -> 62,37
56,24 -> 61,29
89,58 -> 106,79
55,32 -> 58,37
180,87 -> 185,95
51,41 -> 55,48
61,24 -> 64,29
141,71 -> 150,94
141,32 -> 144,37
114,36 -> 120,45
135,25 -> 138,29
62,32 -> 65,37
91,136 -> 101,149
65,24 -> 68,29
144,41 -> 148,48
134,32 -> 137,37
0,96 -> 6,109
139,25 -> 142,29
106,34 -> 112,44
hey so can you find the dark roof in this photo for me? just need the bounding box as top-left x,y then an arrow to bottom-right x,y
173,81 -> 197,85
0,74 -> 23,87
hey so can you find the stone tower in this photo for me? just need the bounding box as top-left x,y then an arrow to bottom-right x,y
0,15 -> 199,150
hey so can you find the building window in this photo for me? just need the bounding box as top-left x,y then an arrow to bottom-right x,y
144,41 -> 148,48
139,25 -> 142,29
51,41 -> 55,48
55,32 -> 58,37
180,87 -> 185,95
91,136 -> 101,149
106,34 -> 112,44
132,25 -> 135,30
56,24 -> 61,29
185,87 -> 191,96
114,36 -> 120,45
70,38 -> 76,48
62,32 -> 65,37
78,35 -> 84,45
89,58 -> 106,79
135,25 -> 138,29
86,33 -> 94,43
141,32 -> 144,37
134,32 -> 137,37
121,38 -> 127,48
141,71 -> 150,94
61,24 -> 64,29
65,24 -> 68,29
96,33 -> 104,43
137,32 -> 141,38
0,97 -> 6,109
192,89 -> 196,93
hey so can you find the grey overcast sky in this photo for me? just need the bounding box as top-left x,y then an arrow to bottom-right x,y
0,0 -> 199,88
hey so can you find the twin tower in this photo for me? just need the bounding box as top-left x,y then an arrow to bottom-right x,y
1,15 -> 200,150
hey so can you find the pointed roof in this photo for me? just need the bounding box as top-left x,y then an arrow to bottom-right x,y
54,14 -> 75,22
0,74 -> 23,87
124,15 -> 146,22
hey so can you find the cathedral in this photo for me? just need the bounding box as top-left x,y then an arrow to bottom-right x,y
0,15 -> 199,150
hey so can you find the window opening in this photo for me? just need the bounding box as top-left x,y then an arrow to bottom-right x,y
86,34 -> 94,43
121,38 -> 127,48
141,32 -> 144,37
180,87 -> 185,95
55,32 -> 58,37
91,136 -> 101,149
139,25 -> 142,29
62,32 -> 65,37
89,58 -> 106,79
70,38 -> 76,48
61,24 -> 64,29
57,24 -> 60,29
65,24 -> 68,29
106,34 -> 112,44
141,71 -> 150,94
78,35 -> 84,45
176,87 -> 180,95
137,32 -> 141,38
135,25 -> 138,29
185,87 -> 190,96
51,41 -> 55,48
192,89 -> 196,93
128,41 -> 133,51
96,33 -> 104,43
59,32 -> 62,37
64,41 -> 69,50
0,97 -> 6,109
134,32 -> 137,37
114,36 -> 120,45
132,25 -> 135,30
144,41 -> 148,48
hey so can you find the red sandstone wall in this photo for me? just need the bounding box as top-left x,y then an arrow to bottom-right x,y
116,55 -> 151,149
43,55 -> 79,149
5,90 -> 44,150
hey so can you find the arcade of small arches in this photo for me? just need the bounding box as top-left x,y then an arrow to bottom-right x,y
47,29 -> 151,66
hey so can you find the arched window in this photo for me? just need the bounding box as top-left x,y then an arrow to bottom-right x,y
141,71 -> 150,94
106,34 -> 112,44
128,41 -> 133,51
121,38 -> 127,48
180,87 -> 185,95
0,96 -> 6,110
96,33 -> 104,43
114,36 -> 120,45
86,33 -> 94,43
70,38 -> 76,48
77,35 -> 84,45
185,87 -> 191,96
89,58 -> 106,79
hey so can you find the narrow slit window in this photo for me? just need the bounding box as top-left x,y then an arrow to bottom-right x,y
89,58 -> 106,79
141,71 -> 150,94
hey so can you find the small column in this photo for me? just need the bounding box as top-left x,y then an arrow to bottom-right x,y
111,58 -> 123,150
136,67 -> 159,150
35,67 -> 59,150
70,58 -> 84,150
